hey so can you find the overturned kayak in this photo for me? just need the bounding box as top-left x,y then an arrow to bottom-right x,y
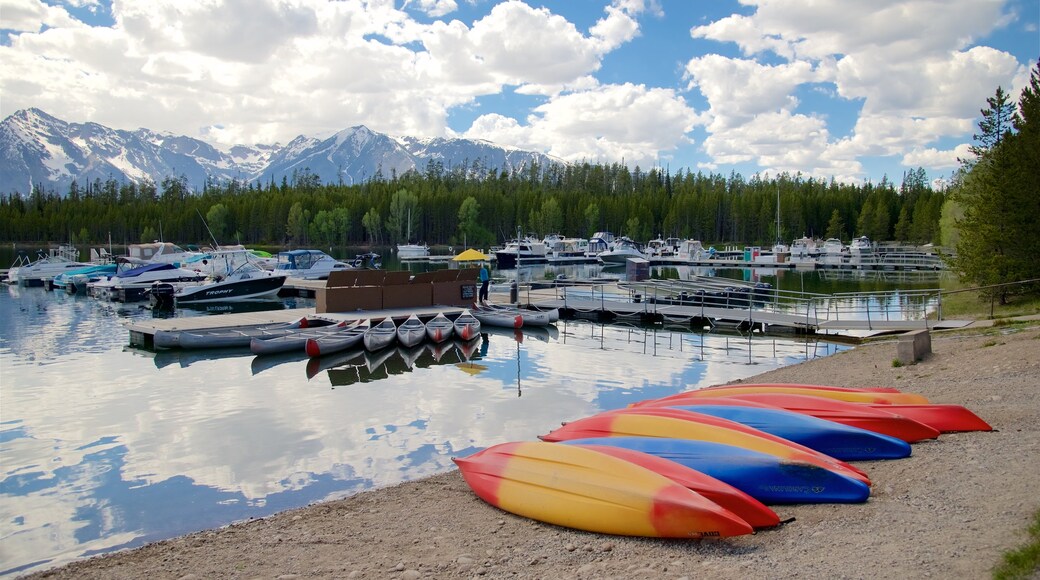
570,443 -> 781,529
453,441 -> 754,537
560,437 -> 871,504
666,404 -> 912,460
642,383 -> 929,405
866,404 -> 992,432
674,394 -> 942,443
541,411 -> 869,485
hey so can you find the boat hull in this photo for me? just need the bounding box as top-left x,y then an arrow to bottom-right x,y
174,274 -> 286,304
453,442 -> 754,537
648,383 -> 929,405
561,437 -> 870,504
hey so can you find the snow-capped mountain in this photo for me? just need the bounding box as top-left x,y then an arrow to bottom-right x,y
0,108 -> 560,195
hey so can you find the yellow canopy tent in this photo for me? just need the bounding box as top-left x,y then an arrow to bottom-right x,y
452,248 -> 490,261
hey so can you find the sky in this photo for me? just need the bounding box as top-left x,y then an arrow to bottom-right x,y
1,0 -> 1037,184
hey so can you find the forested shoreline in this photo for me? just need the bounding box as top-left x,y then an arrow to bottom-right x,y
0,163 -> 944,249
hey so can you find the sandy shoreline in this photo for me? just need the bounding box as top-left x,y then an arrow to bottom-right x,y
28,322 -> 1040,579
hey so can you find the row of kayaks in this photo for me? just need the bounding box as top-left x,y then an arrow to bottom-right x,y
454,382 -> 992,539
154,311 -> 484,357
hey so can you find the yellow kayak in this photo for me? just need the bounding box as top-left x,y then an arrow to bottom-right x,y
649,383 -> 929,405
453,441 -> 754,538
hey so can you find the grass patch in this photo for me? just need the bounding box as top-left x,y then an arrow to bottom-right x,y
982,340 -> 998,347
891,359 -> 904,367
937,282 -> 1040,320
993,509 -> 1040,580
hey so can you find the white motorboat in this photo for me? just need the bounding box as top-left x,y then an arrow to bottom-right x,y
494,236 -> 548,268
89,258 -> 207,302
396,314 -> 426,347
597,237 -> 646,265
397,243 -> 430,259
790,237 -> 817,260
7,244 -> 92,286
274,249 -> 353,280
426,312 -> 454,343
364,317 -> 398,351
586,231 -> 616,258
546,236 -> 590,261
126,242 -> 207,267
172,250 -> 287,304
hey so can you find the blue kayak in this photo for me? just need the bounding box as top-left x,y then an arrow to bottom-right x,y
667,405 -> 912,461
559,437 -> 871,504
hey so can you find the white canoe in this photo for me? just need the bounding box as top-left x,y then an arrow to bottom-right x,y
251,321 -> 354,355
156,317 -> 311,349
426,312 -> 454,343
453,310 -> 482,341
305,320 -> 369,357
364,317 -> 398,351
397,314 -> 426,348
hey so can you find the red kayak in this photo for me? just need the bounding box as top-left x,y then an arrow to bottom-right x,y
866,404 -> 992,432
699,383 -> 904,394
641,383 -> 929,405
652,393 -> 941,443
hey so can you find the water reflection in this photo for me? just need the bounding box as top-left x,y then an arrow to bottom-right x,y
0,285 -> 845,576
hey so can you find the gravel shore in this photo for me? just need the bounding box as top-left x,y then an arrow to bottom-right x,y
30,323 -> 1040,579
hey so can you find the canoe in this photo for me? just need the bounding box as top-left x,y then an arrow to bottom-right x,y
155,317 -> 313,349
453,441 -> 754,537
364,317 -> 398,351
642,383 -> 929,405
396,314 -> 426,348
426,312 -> 454,343
570,444 -> 780,529
453,310 -> 481,341
666,393 -> 941,442
471,305 -> 524,329
305,320 -> 369,357
866,404 -> 992,432
560,437 -> 871,504
541,412 -> 870,485
475,303 -> 556,326
250,321 -> 352,355
666,405 -> 912,460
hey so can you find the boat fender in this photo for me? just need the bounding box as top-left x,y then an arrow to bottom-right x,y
514,315 -> 523,329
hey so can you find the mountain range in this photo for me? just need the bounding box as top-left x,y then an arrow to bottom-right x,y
0,108 -> 562,196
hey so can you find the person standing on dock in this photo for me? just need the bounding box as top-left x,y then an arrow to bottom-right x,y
478,263 -> 490,305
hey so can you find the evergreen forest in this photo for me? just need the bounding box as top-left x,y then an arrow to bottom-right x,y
0,163 -> 945,250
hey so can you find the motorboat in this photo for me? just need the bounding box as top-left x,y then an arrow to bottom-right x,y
426,312 -> 454,343
89,258 -> 207,302
597,237 -> 646,265
676,239 -> 710,262
396,314 -> 426,347
494,236 -> 548,268
645,238 -> 675,258
396,243 -> 430,259
53,262 -> 117,293
546,237 -> 590,261
453,309 -> 481,341
790,237 -> 817,260
173,250 -> 287,304
126,242 -> 207,267
586,231 -> 615,258
305,320 -> 369,357
364,317 -> 398,351
350,252 -> 382,269
274,249 -> 353,280
7,244 -> 92,286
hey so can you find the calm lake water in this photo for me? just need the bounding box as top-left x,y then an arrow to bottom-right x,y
0,254 -> 949,576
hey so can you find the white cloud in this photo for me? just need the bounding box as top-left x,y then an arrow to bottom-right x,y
0,0 -> 83,32
686,0 -> 1027,180
465,83 -> 699,166
902,144 -> 972,169
407,0 -> 458,18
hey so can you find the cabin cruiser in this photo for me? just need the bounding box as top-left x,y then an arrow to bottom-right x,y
849,236 -> 875,264
167,249 -> 287,305
586,232 -> 616,258
790,237 -> 817,260
494,236 -> 548,268
597,236 -> 647,265
546,237 -> 590,261
7,244 -> 92,286
89,258 -> 207,302
274,249 -> 353,280
125,242 -> 207,267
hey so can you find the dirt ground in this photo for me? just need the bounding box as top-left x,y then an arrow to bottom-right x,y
30,322 -> 1040,579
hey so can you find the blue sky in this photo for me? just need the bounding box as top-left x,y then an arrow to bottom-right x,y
1,0 -> 1036,184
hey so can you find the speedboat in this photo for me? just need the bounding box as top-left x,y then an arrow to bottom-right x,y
274,249 -> 353,280
7,245 -> 92,286
53,262 -> 117,293
586,232 -> 616,258
397,243 -> 430,259
598,237 -> 646,265
350,252 -> 382,269
495,236 -> 548,268
89,258 -> 207,302
126,242 -> 207,267
173,250 -> 287,304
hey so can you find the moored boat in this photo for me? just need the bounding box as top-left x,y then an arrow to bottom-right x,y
158,317 -> 320,349
173,249 -> 287,304
396,314 -> 426,347
250,321 -> 353,355
425,312 -> 454,343
647,383 -> 929,405
453,309 -> 481,341
306,320 -> 369,357
363,317 -> 398,351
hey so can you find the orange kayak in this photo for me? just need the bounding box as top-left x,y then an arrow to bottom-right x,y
643,383 -> 929,405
